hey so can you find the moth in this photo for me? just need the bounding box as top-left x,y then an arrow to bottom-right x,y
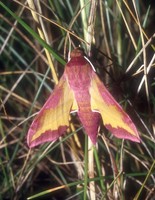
27,48 -> 140,148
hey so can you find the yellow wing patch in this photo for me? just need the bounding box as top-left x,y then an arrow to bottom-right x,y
29,77 -> 75,143
90,72 -> 139,140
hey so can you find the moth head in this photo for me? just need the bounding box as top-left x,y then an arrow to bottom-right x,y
70,47 -> 85,58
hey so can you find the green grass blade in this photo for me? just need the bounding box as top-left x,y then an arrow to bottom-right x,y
0,2 -> 65,65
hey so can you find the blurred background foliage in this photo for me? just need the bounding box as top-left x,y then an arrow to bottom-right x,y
0,0 -> 155,199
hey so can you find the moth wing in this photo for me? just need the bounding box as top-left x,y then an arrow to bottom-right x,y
90,71 -> 140,142
27,76 -> 77,147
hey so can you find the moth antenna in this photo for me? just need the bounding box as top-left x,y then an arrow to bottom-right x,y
68,50 -> 71,61
84,56 -> 96,72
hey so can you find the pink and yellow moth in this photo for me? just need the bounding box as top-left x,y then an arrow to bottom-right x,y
27,48 -> 140,148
